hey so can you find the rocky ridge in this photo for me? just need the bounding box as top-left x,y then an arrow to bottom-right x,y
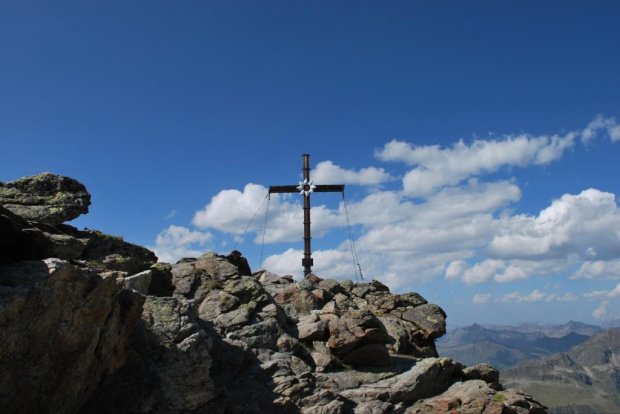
0,173 -> 547,413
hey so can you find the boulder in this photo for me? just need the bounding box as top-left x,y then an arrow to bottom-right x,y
80,296 -> 217,413
0,259 -> 143,414
462,363 -> 500,385
0,172 -> 91,225
327,310 -> 393,367
402,303 -> 447,340
64,228 -> 157,274
0,205 -> 87,265
340,357 -> 463,405
407,379 -> 547,414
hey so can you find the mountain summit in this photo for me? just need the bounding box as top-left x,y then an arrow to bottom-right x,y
0,173 -> 547,413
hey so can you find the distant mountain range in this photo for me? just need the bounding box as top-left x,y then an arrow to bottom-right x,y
437,321 -> 602,370
502,328 -> 620,414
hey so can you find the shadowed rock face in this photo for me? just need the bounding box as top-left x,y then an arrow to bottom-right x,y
0,172 -> 548,414
0,259 -> 143,414
0,172 -> 91,225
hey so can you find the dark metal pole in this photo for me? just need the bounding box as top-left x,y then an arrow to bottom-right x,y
302,154 -> 313,276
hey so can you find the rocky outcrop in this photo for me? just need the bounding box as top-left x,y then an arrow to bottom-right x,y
0,172 -> 90,225
0,172 -> 547,414
0,258 -> 143,414
407,379 -> 546,414
0,174 -> 157,272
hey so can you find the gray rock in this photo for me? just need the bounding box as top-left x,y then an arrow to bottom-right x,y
407,379 -> 547,414
124,269 -> 152,294
340,357 -> 463,405
0,172 -> 91,225
81,296 -> 217,413
402,303 -> 447,340
0,259 -> 142,414
462,363 -> 500,384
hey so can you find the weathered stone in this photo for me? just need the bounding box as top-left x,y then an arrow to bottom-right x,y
124,269 -> 152,294
0,206 -> 87,265
227,318 -> 282,350
0,172 -> 91,225
354,400 -> 395,414
340,357 -> 463,405
328,310 -> 393,359
298,314 -> 329,342
0,259 -> 142,414
215,307 -> 251,328
406,379 -> 546,414
401,303 -> 447,340
379,315 -> 439,358
226,250 -> 252,276
370,279 -> 390,292
462,363 -> 500,384
277,333 -> 300,353
199,289 -> 240,321
73,229 -> 157,274
82,296 -> 216,413
397,292 -> 428,307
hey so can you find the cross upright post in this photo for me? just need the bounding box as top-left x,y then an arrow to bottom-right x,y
268,154 -> 345,276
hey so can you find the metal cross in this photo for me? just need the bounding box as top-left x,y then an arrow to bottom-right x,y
269,154 -> 345,276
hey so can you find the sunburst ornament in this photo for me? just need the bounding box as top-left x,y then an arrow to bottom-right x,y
297,178 -> 316,197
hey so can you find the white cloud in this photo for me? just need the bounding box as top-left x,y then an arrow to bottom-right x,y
571,260 -> 620,280
462,259 -> 505,285
593,301 -> 609,319
473,293 -> 492,304
312,160 -> 394,186
583,283 -> 620,299
151,225 -> 213,263
494,265 -> 528,283
376,115 -> 619,197
445,260 -> 467,280
376,131 -> 576,196
262,247 -> 358,281
180,116 -> 620,297
496,289 -> 575,304
192,183 -> 346,243
192,183 -> 269,234
487,189 -> 620,261
581,115 -> 620,144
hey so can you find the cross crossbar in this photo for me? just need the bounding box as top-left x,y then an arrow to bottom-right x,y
268,154 -> 345,276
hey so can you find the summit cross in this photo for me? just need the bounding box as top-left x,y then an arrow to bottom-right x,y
268,154 -> 345,276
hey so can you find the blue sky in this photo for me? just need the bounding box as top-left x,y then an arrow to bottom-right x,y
2,1 -> 620,327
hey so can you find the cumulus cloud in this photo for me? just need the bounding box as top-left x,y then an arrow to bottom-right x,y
487,189 -> 620,261
192,183 -> 346,243
181,116 -> 620,296
151,225 -> 213,263
462,259 -> 505,285
571,260 -> 620,280
445,260 -> 467,280
192,183 -> 269,234
262,247 -> 357,280
311,160 -> 394,186
473,293 -> 492,304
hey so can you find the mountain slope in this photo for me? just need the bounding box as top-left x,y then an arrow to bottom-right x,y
502,329 -> 620,413
437,323 -> 592,369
